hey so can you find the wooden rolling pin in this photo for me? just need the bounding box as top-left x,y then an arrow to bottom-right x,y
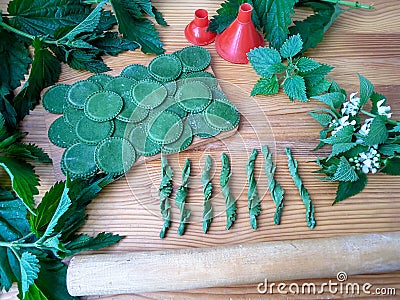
67,232 -> 400,296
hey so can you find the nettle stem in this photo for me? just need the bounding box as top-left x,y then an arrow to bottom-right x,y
320,0 -> 374,9
0,21 -> 58,45
361,109 -> 398,125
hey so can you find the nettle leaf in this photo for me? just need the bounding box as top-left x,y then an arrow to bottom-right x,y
0,190 -> 30,243
363,115 -> 388,146
64,232 -> 124,256
254,0 -> 296,49
7,0 -> 90,38
322,125 -> 354,145
307,78 -> 331,97
329,143 -> 357,159
334,172 -> 367,204
300,64 -> 334,87
251,76 -> 279,96
30,182 -> 65,237
297,57 -> 321,73
358,73 -> 374,107
381,157 -> 400,175
0,30 -> 31,92
289,2 -> 342,52
23,284 -> 48,300
20,252 -> 40,297
0,247 -> 18,292
12,38 -> 61,121
2,143 -> 51,163
110,0 -> 164,54
331,156 -> 358,182
247,47 -> 282,78
282,75 -> 307,102
67,49 -> 110,73
378,144 -> 400,156
314,129 -> 328,150
61,0 -> 106,41
308,111 -> 332,127
91,32 -> 138,56
279,34 -> 302,58
312,92 -> 345,110
0,156 -> 39,214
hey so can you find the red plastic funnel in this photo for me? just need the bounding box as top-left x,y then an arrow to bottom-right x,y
215,3 -> 264,64
185,9 -> 216,46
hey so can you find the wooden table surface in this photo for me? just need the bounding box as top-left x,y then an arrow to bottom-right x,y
2,0 -> 400,299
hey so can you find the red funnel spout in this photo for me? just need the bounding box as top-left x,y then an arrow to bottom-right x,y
215,3 -> 264,64
185,9 -> 216,46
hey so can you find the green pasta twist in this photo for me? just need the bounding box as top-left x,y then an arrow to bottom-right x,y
261,145 -> 285,225
201,155 -> 213,233
175,158 -> 191,235
247,149 -> 261,229
220,152 -> 237,230
285,147 -> 316,229
158,156 -> 173,239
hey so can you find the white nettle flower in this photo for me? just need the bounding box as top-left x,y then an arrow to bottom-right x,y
331,115 -> 356,135
355,146 -> 381,174
376,99 -> 392,118
341,92 -> 361,116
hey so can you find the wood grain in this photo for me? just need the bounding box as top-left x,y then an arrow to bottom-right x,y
2,0 -> 400,299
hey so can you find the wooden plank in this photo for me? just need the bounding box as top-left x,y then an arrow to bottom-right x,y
2,0 -> 400,298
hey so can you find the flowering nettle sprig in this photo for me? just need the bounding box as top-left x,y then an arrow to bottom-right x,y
309,74 -> 400,204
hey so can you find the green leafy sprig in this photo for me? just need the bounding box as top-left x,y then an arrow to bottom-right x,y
209,0 -> 372,52
220,152 -> 237,230
261,145 -> 285,225
246,149 -> 261,229
0,174 -> 123,299
310,74 -> 400,203
286,147 -> 316,229
0,0 -> 167,127
174,158 -> 191,236
201,155 -> 213,234
158,156 -> 173,239
248,34 -> 333,101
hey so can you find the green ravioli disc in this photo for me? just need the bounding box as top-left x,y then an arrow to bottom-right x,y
42,84 -> 70,114
128,124 -> 161,156
148,54 -> 182,82
177,46 -> 211,72
204,99 -> 240,131
84,91 -> 123,122
147,111 -> 184,144
62,143 -> 98,178
113,119 -> 133,138
175,81 -> 212,113
211,87 -> 228,100
116,98 -> 149,123
87,74 -> 113,88
187,112 -> 220,138
182,71 -> 218,88
75,116 -> 114,144
132,80 -> 167,109
67,80 -> 101,109
163,81 -> 177,96
149,96 -> 187,120
162,122 -> 193,154
121,64 -> 150,81
63,105 -> 85,127
104,76 -> 137,99
48,116 -> 79,148
95,137 -> 136,176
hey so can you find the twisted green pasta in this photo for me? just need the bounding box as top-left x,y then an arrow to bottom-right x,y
201,155 -> 213,233
220,152 -> 237,230
261,145 -> 285,225
285,147 -> 316,229
247,149 -> 261,230
175,158 -> 191,235
158,156 -> 173,239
